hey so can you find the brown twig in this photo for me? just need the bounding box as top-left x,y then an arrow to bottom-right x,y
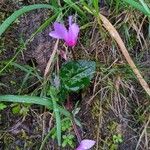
44,40 -> 59,78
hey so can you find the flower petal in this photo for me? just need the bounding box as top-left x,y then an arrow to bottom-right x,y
49,31 -> 63,39
54,22 -> 68,39
49,22 -> 67,39
69,23 -> 80,38
69,16 -> 73,26
76,139 -> 96,150
64,23 -> 79,46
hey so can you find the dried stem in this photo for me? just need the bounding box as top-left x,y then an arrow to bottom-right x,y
69,47 -> 76,60
44,40 -> 59,78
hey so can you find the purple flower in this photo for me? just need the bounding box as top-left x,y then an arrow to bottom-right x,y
76,139 -> 96,150
49,16 -> 79,47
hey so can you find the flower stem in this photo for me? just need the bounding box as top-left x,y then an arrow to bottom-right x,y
72,117 -> 82,143
69,47 -> 76,60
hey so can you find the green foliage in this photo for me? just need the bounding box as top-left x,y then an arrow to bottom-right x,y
92,0 -> 99,13
113,134 -> 123,144
0,1 -> 97,148
62,134 -> 75,148
43,60 -> 96,147
111,133 -> 123,149
0,95 -> 71,117
11,104 -> 29,116
50,118 -> 74,148
49,0 -> 60,8
98,62 -> 136,81
63,0 -> 87,18
0,103 -> 7,110
12,104 -> 21,114
0,59 -> 96,148
60,60 -> 96,92
51,119 -> 72,139
103,121 -> 124,150
123,0 -> 150,16
48,86 -> 62,146
0,94 -> 71,147
0,95 -> 52,107
61,119 -> 72,131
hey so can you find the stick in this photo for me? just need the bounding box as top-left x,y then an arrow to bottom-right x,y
44,40 -> 59,78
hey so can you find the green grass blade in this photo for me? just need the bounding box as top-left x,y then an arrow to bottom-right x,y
49,0 -> 60,8
0,47 -> 24,74
139,0 -> 150,15
49,87 -> 61,146
63,0 -> 87,18
52,99 -> 61,146
0,95 -> 71,118
0,95 -> 52,107
124,0 -> 150,16
92,0 -> 99,13
80,0 -> 95,15
18,72 -> 31,94
11,62 -> 42,80
0,4 -> 54,36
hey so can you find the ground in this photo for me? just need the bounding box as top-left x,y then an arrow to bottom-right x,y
0,0 -> 150,150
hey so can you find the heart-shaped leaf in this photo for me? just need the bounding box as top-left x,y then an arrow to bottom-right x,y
60,60 -> 96,92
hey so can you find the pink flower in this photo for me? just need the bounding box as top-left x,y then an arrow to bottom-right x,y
76,139 -> 96,150
49,16 -> 79,47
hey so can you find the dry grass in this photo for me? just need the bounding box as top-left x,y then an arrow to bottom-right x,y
75,8 -> 150,149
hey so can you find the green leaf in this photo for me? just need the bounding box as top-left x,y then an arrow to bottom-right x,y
63,0 -> 87,18
0,95 -> 71,117
139,0 -> 150,15
62,140 -> 67,147
0,95 -> 52,106
12,105 -> 20,114
49,87 -> 62,146
0,103 -> 7,110
0,4 -> 55,36
20,106 -> 29,116
49,0 -> 60,8
92,0 -> 99,13
124,0 -> 150,16
60,60 -> 96,92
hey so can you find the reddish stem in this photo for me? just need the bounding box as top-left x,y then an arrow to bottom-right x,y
72,117 -> 82,143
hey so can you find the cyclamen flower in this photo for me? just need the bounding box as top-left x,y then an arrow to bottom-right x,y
49,16 -> 79,47
76,139 -> 96,150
